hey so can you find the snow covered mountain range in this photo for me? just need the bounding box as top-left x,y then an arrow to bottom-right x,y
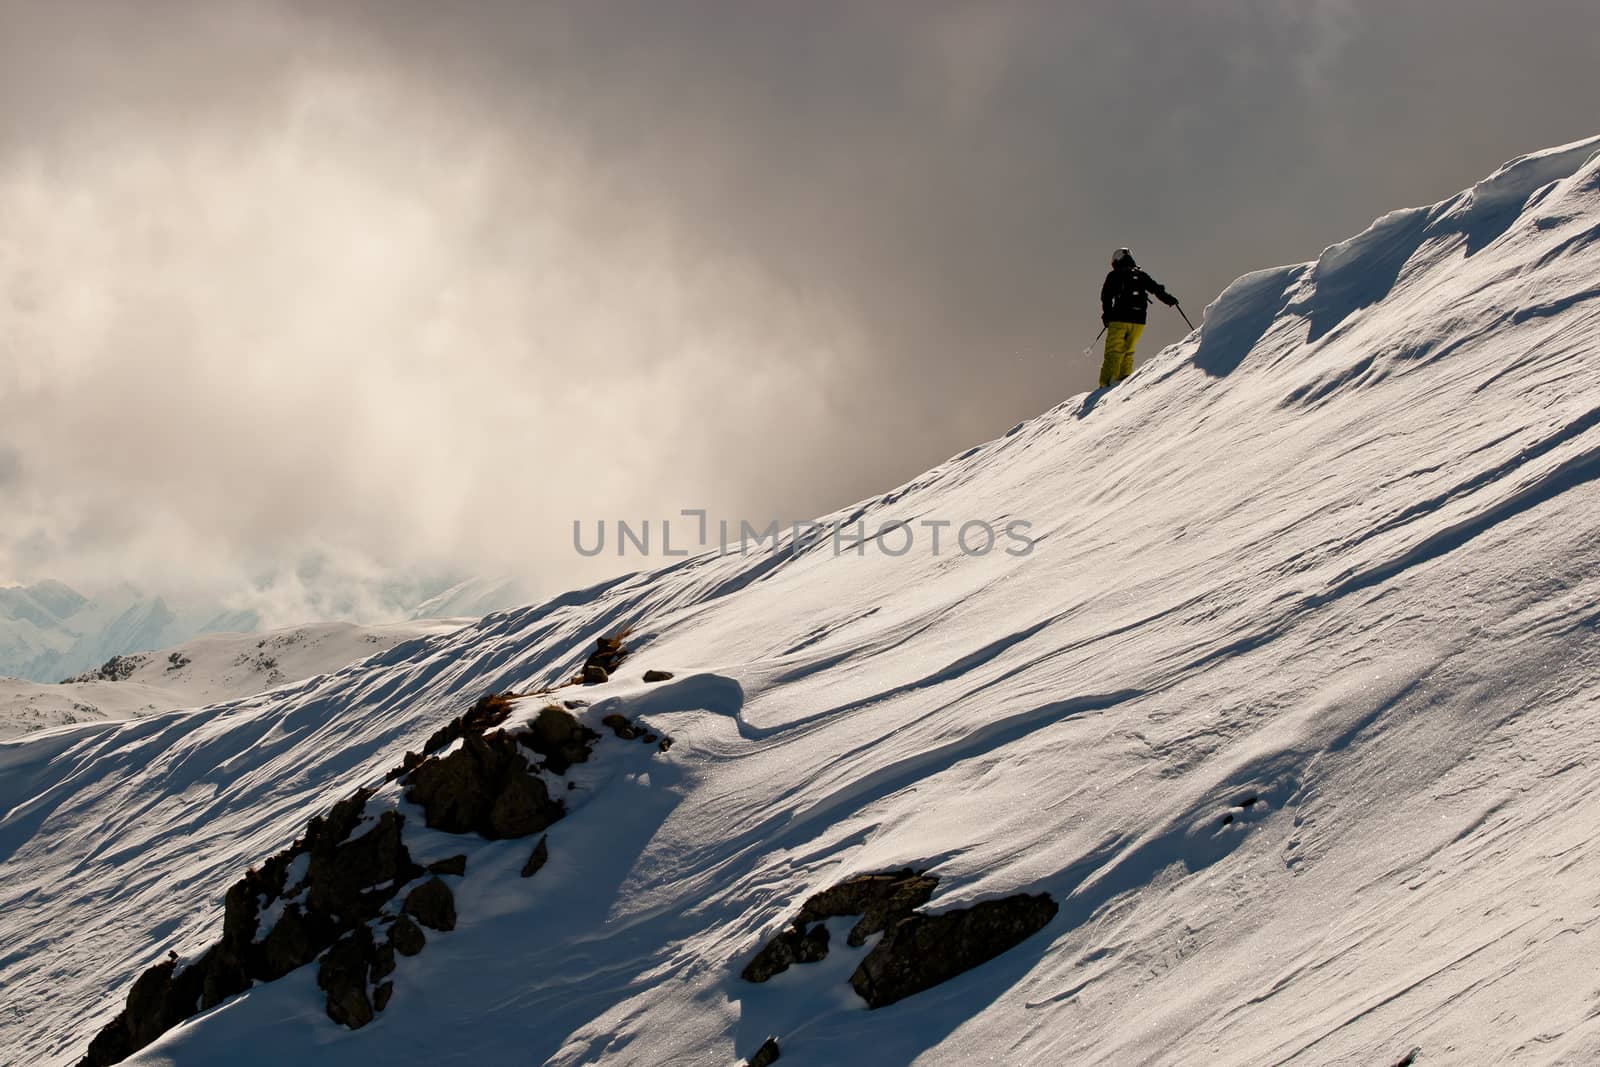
0,581 -> 251,685
0,619 -> 470,742
0,576 -> 526,684
3,135 -> 1599,1066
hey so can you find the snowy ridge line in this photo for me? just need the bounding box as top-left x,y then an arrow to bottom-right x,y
5,135 -> 1600,1065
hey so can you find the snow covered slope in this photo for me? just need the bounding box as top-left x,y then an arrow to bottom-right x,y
0,620 -> 467,741
407,577 -> 533,622
4,135 -> 1600,1067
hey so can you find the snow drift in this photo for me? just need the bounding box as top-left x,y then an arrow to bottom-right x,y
3,135 -> 1600,1067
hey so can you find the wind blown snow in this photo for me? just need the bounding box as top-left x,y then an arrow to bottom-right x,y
3,135 -> 1600,1067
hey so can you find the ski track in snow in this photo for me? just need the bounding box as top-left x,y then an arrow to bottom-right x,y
4,136 -> 1600,1067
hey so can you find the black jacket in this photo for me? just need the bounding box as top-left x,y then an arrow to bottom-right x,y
1101,265 -> 1174,325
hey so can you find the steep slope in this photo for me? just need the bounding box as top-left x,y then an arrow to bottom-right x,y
0,620 -> 470,741
3,135 -> 1599,1067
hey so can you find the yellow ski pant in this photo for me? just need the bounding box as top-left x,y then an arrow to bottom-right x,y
1100,321 -> 1145,388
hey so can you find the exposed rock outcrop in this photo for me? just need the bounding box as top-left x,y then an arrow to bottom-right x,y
517,706 -> 601,775
388,913 -> 426,956
599,711 -> 673,751
317,926 -> 380,1029
406,730 -> 565,839
742,921 -> 831,982
304,809 -> 417,919
78,958 -> 196,1067
373,981 -> 394,1013
848,893 -> 1058,1008
747,1036 -> 782,1066
520,835 -> 550,878
796,868 -> 938,947
385,691 -> 517,783
403,877 -> 457,932
427,854 -> 467,876
257,904 -> 316,980
80,633 -> 673,1066
740,869 -> 1056,1010
77,791 -> 424,1065
577,630 -> 633,684
601,713 -> 640,740
743,869 -> 936,983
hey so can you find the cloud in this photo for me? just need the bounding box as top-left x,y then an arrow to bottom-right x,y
0,16 -> 855,602
1,0 -> 1597,610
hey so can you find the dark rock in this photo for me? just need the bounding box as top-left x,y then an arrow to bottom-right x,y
195,943 -> 249,1011
580,632 -> 632,681
848,893 -> 1057,1008
517,706 -> 600,775
424,692 -> 516,755
490,767 -> 561,838
257,904 -> 318,981
318,927 -> 377,1029
742,928 -> 798,983
304,810 -> 418,920
386,692 -> 518,782
520,835 -> 550,878
797,869 -> 939,947
371,940 -> 396,982
407,730 -> 565,839
582,664 -> 610,684
373,981 -> 394,1013
642,733 -> 659,744
601,713 -> 639,740
643,669 -> 674,683
659,736 -> 674,752
79,789 -> 418,1062
255,840 -> 309,901
742,922 -> 830,983
220,876 -> 262,954
388,913 -> 426,956
242,796 -> 417,985
80,690 -> 602,1066
427,854 -> 467,877
386,749 -> 425,783
76,957 -> 183,1067
747,1036 -> 782,1067
404,877 -> 457,932
795,923 -> 830,963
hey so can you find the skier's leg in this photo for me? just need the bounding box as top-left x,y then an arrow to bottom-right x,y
1100,323 -> 1130,388
1117,323 -> 1145,382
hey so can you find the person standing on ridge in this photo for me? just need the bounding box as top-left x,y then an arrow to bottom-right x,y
1099,248 -> 1178,389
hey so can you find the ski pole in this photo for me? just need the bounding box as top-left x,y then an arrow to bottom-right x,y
1174,303 -> 1195,331
1083,325 -> 1106,357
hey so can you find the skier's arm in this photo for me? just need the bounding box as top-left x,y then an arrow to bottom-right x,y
1100,274 -> 1115,325
1143,273 -> 1178,307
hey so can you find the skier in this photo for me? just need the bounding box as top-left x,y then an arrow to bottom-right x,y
1099,248 -> 1178,388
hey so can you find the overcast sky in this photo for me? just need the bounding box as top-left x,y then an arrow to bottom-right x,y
1,1 -> 1597,618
